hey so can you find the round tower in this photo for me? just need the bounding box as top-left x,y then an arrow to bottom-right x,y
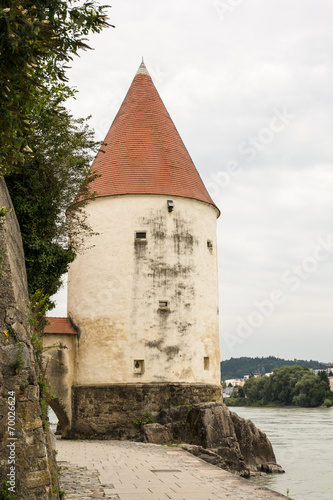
68,62 -> 222,437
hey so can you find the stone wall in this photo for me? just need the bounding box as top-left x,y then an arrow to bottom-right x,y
70,383 -> 222,438
0,178 -> 59,498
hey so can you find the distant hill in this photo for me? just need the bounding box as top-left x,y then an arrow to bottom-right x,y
221,356 -> 328,380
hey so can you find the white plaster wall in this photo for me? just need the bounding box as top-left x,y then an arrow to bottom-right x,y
43,334 -> 77,424
67,195 -> 220,386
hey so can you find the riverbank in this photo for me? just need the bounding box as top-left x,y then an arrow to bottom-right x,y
225,400 -> 333,408
56,438 -> 289,500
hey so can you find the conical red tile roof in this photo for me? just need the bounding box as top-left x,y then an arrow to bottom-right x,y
89,62 -> 219,213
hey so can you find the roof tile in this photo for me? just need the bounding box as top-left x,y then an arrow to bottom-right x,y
44,317 -> 77,335
88,62 -> 219,213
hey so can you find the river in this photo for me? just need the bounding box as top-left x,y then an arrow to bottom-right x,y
231,406 -> 333,500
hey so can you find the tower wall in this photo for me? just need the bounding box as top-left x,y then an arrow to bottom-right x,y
68,194 -> 220,387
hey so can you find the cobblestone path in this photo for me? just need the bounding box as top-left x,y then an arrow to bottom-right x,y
56,439 -> 288,500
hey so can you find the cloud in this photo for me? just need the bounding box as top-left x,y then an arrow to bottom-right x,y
49,0 -> 332,363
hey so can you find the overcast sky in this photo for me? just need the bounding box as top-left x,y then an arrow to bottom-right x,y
50,0 -> 333,363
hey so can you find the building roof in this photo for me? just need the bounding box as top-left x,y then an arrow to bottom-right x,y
88,61 -> 219,214
44,317 -> 77,335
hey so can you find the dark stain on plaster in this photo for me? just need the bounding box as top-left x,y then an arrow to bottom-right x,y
176,322 -> 193,334
47,347 -> 70,412
164,345 -> 180,360
68,316 -> 81,350
134,239 -> 148,258
50,349 -> 68,376
173,216 -> 197,255
145,338 -> 180,361
148,262 -> 192,286
145,339 -> 164,349
157,307 -> 171,315
132,208 -> 198,339
136,210 -> 198,254
135,213 -> 167,242
151,216 -> 166,241
175,282 -> 195,296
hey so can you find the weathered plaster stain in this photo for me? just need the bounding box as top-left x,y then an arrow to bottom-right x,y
67,194 -> 220,386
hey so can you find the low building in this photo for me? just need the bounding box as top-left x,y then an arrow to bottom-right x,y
224,378 -> 245,387
223,387 -> 235,398
328,377 -> 333,392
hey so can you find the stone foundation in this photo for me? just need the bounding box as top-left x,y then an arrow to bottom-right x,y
70,383 -> 222,438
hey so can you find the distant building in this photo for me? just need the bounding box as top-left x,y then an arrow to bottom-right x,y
328,377 -> 333,392
312,368 -> 332,376
225,378 -> 245,387
223,387 -> 235,398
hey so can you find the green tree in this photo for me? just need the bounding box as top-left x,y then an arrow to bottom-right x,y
221,356 -> 327,380
237,386 -> 245,398
1,0 -> 113,303
5,100 -> 100,302
243,376 -> 268,405
241,365 -> 333,407
269,365 -> 308,405
292,373 -> 327,407
0,0 -> 112,174
317,370 -> 330,387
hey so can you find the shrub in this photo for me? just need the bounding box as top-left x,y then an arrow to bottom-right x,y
133,411 -> 155,430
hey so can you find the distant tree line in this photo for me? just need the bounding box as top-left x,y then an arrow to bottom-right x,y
221,356 -> 327,380
226,365 -> 333,408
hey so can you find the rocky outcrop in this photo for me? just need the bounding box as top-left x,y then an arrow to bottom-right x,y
142,422 -> 173,444
230,409 -> 281,473
152,401 -> 284,476
0,178 -> 59,498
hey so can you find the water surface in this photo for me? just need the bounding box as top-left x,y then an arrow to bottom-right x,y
232,406 -> 333,500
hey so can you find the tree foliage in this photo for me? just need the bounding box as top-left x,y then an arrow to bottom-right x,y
0,0 -> 112,173
1,0 -> 112,303
5,100 -> 101,302
221,356 -> 327,380
227,365 -> 333,408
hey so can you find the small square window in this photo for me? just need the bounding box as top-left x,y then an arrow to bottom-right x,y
135,232 -> 147,239
204,357 -> 210,370
134,360 -> 145,374
159,301 -> 168,308
207,240 -> 213,251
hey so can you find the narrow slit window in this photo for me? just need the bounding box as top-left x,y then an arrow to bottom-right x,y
207,240 -> 213,251
135,232 -> 147,239
134,360 -> 145,374
204,357 -> 210,370
159,301 -> 168,308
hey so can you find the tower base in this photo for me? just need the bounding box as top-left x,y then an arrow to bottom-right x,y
70,383 -> 222,439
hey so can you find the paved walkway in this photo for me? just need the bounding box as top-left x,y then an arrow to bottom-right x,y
56,439 -> 288,500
